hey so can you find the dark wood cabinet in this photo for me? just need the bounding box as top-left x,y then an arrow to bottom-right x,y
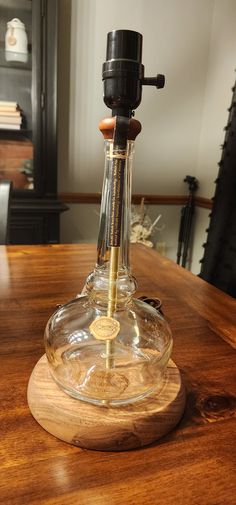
0,0 -> 67,244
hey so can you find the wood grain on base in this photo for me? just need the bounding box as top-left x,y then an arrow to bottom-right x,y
27,354 -> 185,451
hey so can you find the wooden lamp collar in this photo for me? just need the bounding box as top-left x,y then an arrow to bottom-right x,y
99,116 -> 142,141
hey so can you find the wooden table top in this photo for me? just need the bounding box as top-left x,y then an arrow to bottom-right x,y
0,243 -> 236,505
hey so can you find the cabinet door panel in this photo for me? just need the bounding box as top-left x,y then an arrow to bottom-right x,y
0,0 -> 35,191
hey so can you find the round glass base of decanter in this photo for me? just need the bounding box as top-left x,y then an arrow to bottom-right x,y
45,296 -> 173,407
52,343 -> 164,406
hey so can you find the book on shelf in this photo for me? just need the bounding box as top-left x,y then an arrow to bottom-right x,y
0,115 -> 22,124
0,123 -> 21,130
0,101 -> 19,113
0,100 -> 18,107
0,110 -> 21,117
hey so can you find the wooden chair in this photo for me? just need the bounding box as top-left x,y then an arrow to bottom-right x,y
0,180 -> 12,245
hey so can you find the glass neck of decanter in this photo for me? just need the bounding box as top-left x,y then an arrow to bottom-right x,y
96,139 -> 134,272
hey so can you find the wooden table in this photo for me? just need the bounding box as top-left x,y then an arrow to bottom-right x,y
0,243 -> 236,505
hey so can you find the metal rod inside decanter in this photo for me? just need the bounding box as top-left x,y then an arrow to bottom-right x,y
106,246 -> 119,368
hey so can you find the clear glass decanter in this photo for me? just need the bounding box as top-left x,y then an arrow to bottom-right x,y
44,118 -> 173,406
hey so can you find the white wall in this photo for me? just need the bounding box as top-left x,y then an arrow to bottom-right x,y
58,0 -> 236,273
59,0 -> 213,193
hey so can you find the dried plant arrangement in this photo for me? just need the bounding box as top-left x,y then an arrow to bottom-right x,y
130,197 -> 163,248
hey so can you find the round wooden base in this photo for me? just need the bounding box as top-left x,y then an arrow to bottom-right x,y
27,354 -> 185,451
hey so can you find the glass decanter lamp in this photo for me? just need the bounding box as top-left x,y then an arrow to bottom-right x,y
28,30 -> 185,451
44,116 -> 173,406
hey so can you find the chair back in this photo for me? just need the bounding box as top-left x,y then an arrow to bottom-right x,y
0,180 -> 12,245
